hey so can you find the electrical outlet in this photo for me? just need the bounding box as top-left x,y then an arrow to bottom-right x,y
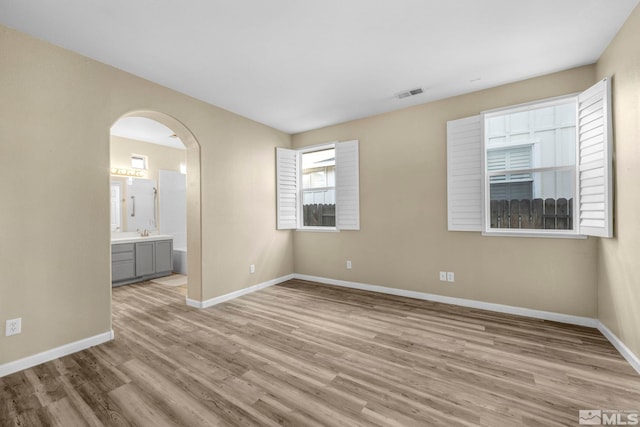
6,318 -> 21,336
250,264 -> 255,274
439,271 -> 447,281
346,260 -> 352,270
447,272 -> 455,282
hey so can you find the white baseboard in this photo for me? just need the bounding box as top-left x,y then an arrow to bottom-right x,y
295,274 -> 640,375
294,274 -> 598,328
186,274 -> 295,309
0,330 -> 114,378
0,273 -> 294,377
597,321 -> 640,375
5,275 -> 638,380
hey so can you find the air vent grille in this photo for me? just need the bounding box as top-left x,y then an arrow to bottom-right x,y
396,87 -> 424,99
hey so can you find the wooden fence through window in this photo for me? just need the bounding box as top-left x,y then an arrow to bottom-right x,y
303,200 -> 572,229
490,198 -> 573,230
303,204 -> 336,227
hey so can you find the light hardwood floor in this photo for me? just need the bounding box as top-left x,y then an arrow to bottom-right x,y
2,279 -> 639,426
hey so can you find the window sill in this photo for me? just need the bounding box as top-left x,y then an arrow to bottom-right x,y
482,230 -> 587,239
296,227 -> 339,233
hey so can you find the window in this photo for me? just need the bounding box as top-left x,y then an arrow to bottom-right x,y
301,148 -> 336,226
447,78 -> 613,238
484,98 -> 576,233
276,141 -> 359,231
131,154 -> 147,170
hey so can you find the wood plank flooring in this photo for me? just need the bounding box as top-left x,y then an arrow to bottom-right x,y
2,279 -> 639,426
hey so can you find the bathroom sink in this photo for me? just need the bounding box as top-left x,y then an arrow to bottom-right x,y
111,234 -> 174,244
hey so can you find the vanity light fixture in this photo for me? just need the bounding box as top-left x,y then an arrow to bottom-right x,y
110,168 -> 145,178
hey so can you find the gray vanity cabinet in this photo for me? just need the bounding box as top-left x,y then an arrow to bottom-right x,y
112,239 -> 173,286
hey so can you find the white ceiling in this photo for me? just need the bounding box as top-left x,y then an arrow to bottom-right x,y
111,117 -> 185,149
1,0 -> 637,134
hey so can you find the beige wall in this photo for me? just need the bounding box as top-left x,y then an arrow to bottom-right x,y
0,25 -> 293,364
596,5 -> 640,358
292,66 -> 599,317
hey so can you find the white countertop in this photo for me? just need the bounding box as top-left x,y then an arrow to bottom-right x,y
111,233 -> 174,244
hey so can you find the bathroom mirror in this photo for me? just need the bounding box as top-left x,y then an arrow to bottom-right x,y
110,178 -> 157,232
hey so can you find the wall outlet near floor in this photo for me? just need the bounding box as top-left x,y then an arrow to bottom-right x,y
439,271 -> 447,281
250,264 -> 255,274
447,272 -> 455,282
6,318 -> 21,336
346,260 -> 352,270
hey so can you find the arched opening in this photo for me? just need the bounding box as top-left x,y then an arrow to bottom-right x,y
109,110 -> 202,302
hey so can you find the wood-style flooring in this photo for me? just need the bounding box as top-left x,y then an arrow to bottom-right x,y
2,279 -> 639,426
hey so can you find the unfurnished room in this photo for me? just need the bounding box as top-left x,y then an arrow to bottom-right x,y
1,1 -> 640,426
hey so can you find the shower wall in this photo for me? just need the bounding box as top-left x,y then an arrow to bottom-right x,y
159,169 -> 187,273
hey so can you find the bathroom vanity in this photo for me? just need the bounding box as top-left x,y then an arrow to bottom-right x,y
111,234 -> 173,286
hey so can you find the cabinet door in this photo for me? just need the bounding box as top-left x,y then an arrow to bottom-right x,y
155,240 -> 173,273
135,242 -> 155,276
112,262 -> 135,282
112,244 -> 136,283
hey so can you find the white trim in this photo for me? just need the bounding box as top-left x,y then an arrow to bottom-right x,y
296,227 -> 339,233
294,274 -> 640,375
481,230 -> 587,239
487,165 -> 574,176
486,140 -> 536,151
293,274 -> 597,327
186,274 -> 295,309
482,92 -> 578,116
597,321 -> 640,376
0,330 -> 114,378
297,141 -> 337,154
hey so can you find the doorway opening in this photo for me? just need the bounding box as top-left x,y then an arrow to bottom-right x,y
109,111 -> 202,302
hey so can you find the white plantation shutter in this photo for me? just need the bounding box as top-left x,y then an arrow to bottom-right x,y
577,78 -> 613,238
276,148 -> 299,229
487,150 -> 507,180
335,140 -> 360,230
447,116 -> 482,231
487,146 -> 532,183
507,146 -> 533,181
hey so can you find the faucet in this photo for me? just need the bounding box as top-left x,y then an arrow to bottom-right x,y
138,229 -> 150,237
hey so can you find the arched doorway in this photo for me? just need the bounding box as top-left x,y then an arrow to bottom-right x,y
110,110 -> 202,302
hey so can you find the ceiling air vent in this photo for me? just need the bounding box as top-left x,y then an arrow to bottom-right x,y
396,87 -> 424,99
